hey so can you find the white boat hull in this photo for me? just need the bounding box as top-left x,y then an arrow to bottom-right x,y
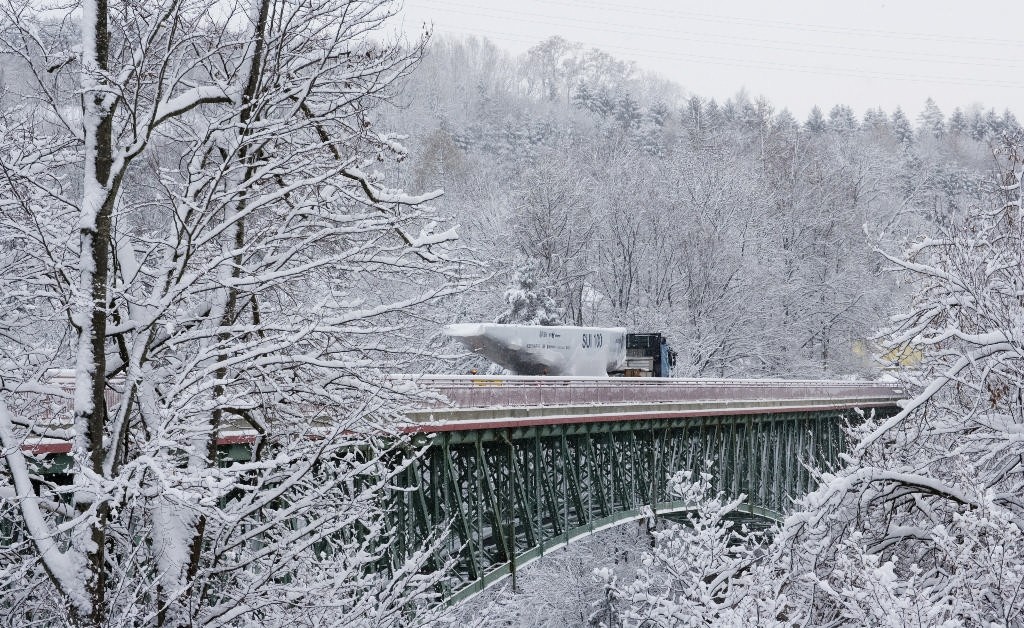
445,324 -> 627,376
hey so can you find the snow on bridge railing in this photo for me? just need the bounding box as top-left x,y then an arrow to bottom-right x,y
397,375 -> 906,410
15,373 -> 906,456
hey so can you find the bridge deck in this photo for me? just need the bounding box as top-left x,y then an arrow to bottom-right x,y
404,375 -> 904,428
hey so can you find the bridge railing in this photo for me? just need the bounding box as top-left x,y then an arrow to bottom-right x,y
401,375 -> 905,410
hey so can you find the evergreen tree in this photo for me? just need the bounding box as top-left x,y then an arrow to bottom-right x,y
571,81 -> 593,111
637,119 -> 666,156
594,86 -> 616,118
890,107 -> 914,145
862,107 -> 889,130
1001,109 -> 1023,140
703,98 -> 724,129
804,105 -> 826,134
969,109 -> 990,141
738,97 -> 773,137
683,97 -> 711,145
828,104 -> 858,134
615,93 -> 642,130
949,107 -> 968,136
649,100 -> 670,127
772,108 -> 799,135
495,260 -> 564,326
721,98 -> 739,127
918,97 -> 945,138
684,96 -> 703,131
984,108 -> 1001,138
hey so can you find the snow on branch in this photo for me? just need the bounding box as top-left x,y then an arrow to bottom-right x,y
0,399 -> 88,611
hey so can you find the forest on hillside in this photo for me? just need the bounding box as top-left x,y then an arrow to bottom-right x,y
384,35 -> 1018,379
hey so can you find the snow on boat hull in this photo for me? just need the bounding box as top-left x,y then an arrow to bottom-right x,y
444,324 -> 627,376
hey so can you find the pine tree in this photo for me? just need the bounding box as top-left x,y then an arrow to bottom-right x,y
648,100 -> 670,127
594,86 -> 616,118
862,107 -> 888,130
495,260 -> 564,326
918,97 -> 945,139
1001,109 -> 1023,140
969,109 -> 990,141
703,98 -> 724,129
804,105 -> 826,134
828,104 -> 857,134
949,107 -> 968,136
772,108 -> 799,135
721,98 -> 739,126
890,107 -> 914,145
615,93 -> 642,131
637,118 -> 666,156
984,108 -> 1001,138
571,81 -> 593,111
684,96 -> 703,130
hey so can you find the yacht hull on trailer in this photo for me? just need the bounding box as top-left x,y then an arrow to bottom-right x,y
444,323 -> 627,376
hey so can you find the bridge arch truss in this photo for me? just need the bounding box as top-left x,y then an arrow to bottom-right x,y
393,402 -> 898,602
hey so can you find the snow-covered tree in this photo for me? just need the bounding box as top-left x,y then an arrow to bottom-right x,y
0,0 -> 464,625
1001,109 -> 1023,141
891,107 -> 914,145
948,107 -> 968,136
770,145 -> 1024,626
507,154 -> 595,325
862,107 -> 889,131
521,36 -> 580,103
614,94 -> 642,131
804,106 -> 826,134
968,107 -> 997,141
918,97 -> 945,139
572,82 -> 596,112
580,141 -> 1024,628
496,260 -> 564,326
828,104 -> 858,135
593,472 -> 756,626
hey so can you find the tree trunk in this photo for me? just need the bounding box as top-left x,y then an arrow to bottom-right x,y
75,0 -> 115,623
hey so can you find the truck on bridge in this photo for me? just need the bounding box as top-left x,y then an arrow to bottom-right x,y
444,324 -> 676,377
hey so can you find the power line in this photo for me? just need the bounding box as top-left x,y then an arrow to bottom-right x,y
422,0 -> 1024,48
414,0 -> 1024,70
421,23 -> 1024,92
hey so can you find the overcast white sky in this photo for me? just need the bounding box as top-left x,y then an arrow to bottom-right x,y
395,0 -> 1024,120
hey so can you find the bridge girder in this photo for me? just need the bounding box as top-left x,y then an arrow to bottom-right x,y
392,407 -> 898,603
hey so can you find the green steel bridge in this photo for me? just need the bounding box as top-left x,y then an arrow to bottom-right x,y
392,376 -> 904,601
16,373 -> 904,603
